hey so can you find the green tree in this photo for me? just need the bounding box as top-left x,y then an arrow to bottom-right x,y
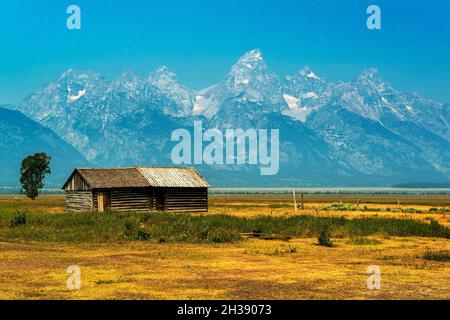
20,152 -> 51,200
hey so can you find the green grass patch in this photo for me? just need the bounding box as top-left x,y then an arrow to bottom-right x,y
423,250 -> 450,262
0,210 -> 449,244
401,208 -> 424,213
319,203 -> 382,212
346,237 -> 382,245
265,247 -> 298,256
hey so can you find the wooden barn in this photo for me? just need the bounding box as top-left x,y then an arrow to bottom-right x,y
62,167 -> 210,212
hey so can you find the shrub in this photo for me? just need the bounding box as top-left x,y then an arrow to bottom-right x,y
322,203 -> 356,211
179,232 -> 191,240
139,212 -> 152,223
364,207 -> 381,212
317,229 -> 333,247
402,208 -> 422,213
430,220 -> 446,237
210,235 -> 223,243
428,207 -> 449,213
207,228 -> 241,243
320,203 -> 381,212
136,229 -> 150,241
267,247 -> 297,255
346,237 -> 381,245
423,250 -> 450,262
10,211 -> 27,227
122,221 -> 137,237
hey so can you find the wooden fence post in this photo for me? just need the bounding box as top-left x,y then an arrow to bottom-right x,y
301,193 -> 304,210
293,190 -> 297,212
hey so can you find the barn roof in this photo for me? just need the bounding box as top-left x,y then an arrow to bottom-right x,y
73,168 -> 150,189
63,167 -> 209,189
136,167 -> 209,188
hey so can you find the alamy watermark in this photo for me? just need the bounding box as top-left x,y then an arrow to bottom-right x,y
66,265 -> 81,290
66,5 -> 81,30
367,265 -> 381,290
367,5 -> 381,30
171,121 -> 279,175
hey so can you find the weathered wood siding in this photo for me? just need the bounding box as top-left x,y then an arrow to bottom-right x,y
163,187 -> 208,212
67,187 -> 208,213
64,172 -> 90,191
93,188 -> 152,212
65,191 -> 93,212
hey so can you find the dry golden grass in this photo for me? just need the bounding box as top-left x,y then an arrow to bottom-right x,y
0,194 -> 449,300
208,195 -> 450,227
1,237 -> 449,300
0,195 -> 66,214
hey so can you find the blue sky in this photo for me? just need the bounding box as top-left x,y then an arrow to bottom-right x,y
0,0 -> 449,104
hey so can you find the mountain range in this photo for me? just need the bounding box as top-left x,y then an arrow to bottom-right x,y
0,106 -> 89,186
2,49 -> 449,187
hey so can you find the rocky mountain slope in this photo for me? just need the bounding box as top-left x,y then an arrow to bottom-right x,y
0,106 -> 90,187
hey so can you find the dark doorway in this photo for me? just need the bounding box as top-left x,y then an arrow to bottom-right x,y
104,191 -> 111,211
155,189 -> 166,211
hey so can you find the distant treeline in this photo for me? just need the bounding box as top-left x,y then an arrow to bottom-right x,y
392,182 -> 450,188
209,187 -> 450,195
1,187 -> 450,196
0,188 -> 64,195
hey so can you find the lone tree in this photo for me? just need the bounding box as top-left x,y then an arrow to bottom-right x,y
20,152 -> 51,200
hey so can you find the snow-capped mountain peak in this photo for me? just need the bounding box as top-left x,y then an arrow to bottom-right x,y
215,49 -> 284,108
111,70 -> 144,91
355,68 -> 388,88
148,66 -> 195,116
358,67 -> 379,78
148,66 -> 179,87
57,68 -> 107,97
295,66 -> 321,81
58,68 -> 104,83
228,49 -> 269,84
236,49 -> 263,64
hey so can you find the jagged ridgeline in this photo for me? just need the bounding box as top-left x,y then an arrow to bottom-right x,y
3,49 -> 450,187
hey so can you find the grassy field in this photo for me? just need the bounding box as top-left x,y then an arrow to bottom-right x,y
0,194 -> 449,299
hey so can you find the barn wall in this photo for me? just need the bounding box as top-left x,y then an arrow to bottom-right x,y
164,187 -> 208,212
65,191 -> 93,212
86,187 -> 208,212
93,188 -> 152,212
64,172 -> 90,191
